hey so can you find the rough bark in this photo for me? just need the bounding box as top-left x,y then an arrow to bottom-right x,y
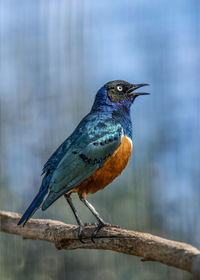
0,210 -> 200,275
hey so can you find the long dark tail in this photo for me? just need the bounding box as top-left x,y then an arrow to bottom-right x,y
17,188 -> 48,226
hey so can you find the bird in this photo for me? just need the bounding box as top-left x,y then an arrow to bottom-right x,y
18,80 -> 149,242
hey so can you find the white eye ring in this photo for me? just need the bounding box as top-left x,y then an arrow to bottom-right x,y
117,85 -> 123,92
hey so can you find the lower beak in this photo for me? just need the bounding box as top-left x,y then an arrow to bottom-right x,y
127,83 -> 150,97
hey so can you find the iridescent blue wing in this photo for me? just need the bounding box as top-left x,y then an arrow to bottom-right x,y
42,117 -> 123,210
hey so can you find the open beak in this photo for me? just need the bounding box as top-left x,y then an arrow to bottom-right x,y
127,83 -> 150,97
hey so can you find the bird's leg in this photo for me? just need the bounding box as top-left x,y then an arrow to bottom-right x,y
64,194 -> 85,243
79,194 -> 111,243
79,194 -> 106,224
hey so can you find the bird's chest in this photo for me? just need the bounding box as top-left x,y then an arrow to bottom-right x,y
73,135 -> 132,196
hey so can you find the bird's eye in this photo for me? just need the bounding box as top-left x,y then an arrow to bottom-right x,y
117,85 -> 123,92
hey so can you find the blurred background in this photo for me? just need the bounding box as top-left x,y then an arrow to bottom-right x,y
0,0 -> 200,279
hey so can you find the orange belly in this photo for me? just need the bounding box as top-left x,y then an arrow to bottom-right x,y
72,135 -> 132,197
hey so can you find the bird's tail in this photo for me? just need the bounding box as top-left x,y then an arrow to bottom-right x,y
17,188 -> 48,226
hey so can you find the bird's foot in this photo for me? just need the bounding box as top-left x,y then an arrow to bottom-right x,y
78,222 -> 120,243
78,223 -> 98,243
91,221 -> 112,243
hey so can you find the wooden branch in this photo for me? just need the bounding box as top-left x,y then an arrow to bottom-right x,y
0,210 -> 200,275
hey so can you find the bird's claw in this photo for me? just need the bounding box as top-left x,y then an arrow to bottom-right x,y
78,222 -> 118,243
78,223 -> 98,243
91,222 -> 112,243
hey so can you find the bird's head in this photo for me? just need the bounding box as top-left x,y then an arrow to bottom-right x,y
91,80 -> 149,113
104,80 -> 149,104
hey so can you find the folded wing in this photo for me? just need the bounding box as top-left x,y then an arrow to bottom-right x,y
42,118 -> 123,210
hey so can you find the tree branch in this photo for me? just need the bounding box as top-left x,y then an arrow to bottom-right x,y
0,210 -> 200,275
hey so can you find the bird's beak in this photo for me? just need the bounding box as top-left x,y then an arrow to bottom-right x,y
127,83 -> 150,97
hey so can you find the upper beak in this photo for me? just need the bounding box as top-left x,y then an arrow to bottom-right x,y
127,83 -> 150,97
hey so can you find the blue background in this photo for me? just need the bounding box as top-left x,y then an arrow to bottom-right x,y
0,1 -> 200,279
